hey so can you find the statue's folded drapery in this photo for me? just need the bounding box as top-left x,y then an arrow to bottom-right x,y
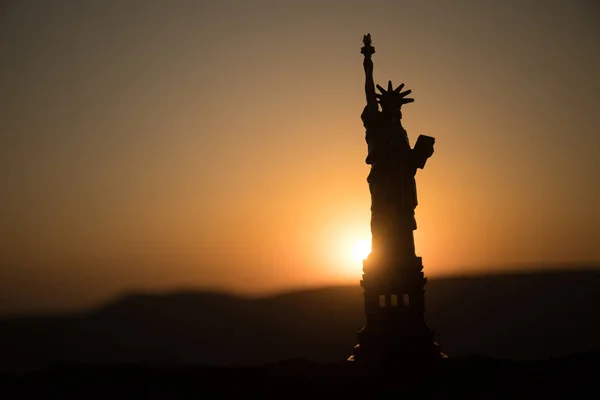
362,104 -> 419,259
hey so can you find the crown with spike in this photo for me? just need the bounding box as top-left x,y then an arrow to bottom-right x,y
375,80 -> 414,112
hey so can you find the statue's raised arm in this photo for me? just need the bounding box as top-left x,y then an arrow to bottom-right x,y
361,34 -> 377,111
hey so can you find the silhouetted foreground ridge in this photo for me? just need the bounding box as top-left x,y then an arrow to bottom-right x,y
0,353 -> 598,398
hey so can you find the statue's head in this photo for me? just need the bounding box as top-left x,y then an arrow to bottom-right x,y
376,81 -> 414,121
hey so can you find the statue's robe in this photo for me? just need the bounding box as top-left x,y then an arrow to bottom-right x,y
361,105 -> 418,263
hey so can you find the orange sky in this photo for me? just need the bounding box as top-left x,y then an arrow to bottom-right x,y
1,0 -> 599,314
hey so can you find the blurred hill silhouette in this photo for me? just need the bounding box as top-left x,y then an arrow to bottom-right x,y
1,268 -> 599,371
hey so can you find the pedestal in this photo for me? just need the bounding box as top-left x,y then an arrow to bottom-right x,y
348,256 -> 446,369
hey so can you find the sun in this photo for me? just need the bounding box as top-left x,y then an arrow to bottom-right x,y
351,239 -> 371,262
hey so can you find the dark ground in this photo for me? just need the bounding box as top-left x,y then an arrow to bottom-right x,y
1,353 -> 598,398
1,269 -> 599,398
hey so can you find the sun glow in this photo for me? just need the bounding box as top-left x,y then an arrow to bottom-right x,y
317,216 -> 372,279
351,239 -> 371,262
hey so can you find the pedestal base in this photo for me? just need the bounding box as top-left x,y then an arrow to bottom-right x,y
347,325 -> 447,371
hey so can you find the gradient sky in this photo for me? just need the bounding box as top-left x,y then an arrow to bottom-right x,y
1,0 -> 599,314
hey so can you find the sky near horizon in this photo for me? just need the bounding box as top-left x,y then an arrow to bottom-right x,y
1,0 -> 599,314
